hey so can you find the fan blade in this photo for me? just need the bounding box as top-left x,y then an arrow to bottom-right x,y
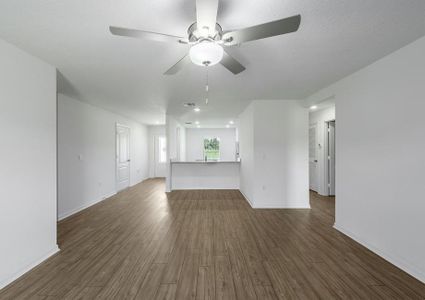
222,15 -> 301,46
164,55 -> 191,75
220,51 -> 246,74
196,0 -> 219,36
109,26 -> 185,43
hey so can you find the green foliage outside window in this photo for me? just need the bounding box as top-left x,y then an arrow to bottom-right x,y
203,138 -> 220,160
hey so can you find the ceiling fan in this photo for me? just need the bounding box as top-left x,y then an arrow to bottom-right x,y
109,0 -> 301,75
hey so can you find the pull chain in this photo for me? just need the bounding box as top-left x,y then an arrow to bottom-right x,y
205,66 -> 209,105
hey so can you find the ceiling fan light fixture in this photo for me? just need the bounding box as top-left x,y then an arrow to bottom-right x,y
189,41 -> 223,66
111,0 -> 301,75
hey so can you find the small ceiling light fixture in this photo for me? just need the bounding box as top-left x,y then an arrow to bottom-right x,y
310,105 -> 318,110
184,102 -> 196,108
195,121 -> 200,125
229,120 -> 234,125
197,125 -> 201,128
189,41 -> 224,67
194,107 -> 201,112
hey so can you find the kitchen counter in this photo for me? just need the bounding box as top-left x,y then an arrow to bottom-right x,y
169,159 -> 240,190
170,160 -> 240,164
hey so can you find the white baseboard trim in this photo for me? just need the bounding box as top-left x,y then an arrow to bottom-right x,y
58,177 -> 150,221
252,205 -> 311,209
171,187 -> 240,191
0,245 -> 60,290
58,191 -> 117,221
237,190 -> 311,209
239,190 -> 254,207
130,176 -> 149,187
334,223 -> 425,284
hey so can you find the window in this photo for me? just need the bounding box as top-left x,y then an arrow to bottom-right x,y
158,136 -> 167,163
203,137 -> 220,160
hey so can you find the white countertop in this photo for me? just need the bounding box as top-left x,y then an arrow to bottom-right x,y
171,159 -> 240,164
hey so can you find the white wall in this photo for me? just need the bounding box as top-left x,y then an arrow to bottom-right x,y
166,115 -> 186,162
0,39 -> 58,289
165,115 -> 186,191
58,94 -> 149,220
148,125 -> 166,178
238,100 -> 310,209
309,106 -> 336,195
306,35 -> 425,283
239,104 -> 255,205
254,101 -> 309,208
185,128 -> 237,161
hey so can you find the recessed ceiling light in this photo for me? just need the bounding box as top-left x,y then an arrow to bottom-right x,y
229,120 -> 234,125
194,107 -> 201,112
310,105 -> 318,110
197,125 -> 201,128
195,121 -> 200,125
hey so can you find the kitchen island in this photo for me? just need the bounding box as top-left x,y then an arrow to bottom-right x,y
169,160 -> 240,190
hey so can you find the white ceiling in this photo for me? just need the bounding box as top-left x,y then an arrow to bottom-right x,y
1,0 -> 425,125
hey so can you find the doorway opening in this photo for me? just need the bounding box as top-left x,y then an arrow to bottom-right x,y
308,105 -> 336,197
309,124 -> 318,192
325,120 -> 336,196
154,135 -> 167,177
309,105 -> 336,223
116,124 -> 131,192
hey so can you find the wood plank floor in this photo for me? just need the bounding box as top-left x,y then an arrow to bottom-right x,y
1,178 -> 424,299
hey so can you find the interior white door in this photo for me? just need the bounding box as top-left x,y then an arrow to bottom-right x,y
116,124 -> 130,191
309,124 -> 318,191
328,121 -> 336,195
154,135 -> 167,177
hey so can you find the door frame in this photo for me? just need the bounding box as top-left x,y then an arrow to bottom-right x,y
115,123 -> 131,192
153,134 -> 166,178
324,120 -> 336,196
309,122 -> 318,192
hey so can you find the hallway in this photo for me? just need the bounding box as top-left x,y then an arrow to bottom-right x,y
1,179 -> 424,299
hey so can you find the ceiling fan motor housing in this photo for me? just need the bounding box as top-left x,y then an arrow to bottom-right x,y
188,22 -> 223,43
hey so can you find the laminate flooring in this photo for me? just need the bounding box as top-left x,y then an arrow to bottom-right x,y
1,178 -> 424,299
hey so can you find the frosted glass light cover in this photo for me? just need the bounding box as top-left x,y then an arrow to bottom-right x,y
189,42 -> 224,66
